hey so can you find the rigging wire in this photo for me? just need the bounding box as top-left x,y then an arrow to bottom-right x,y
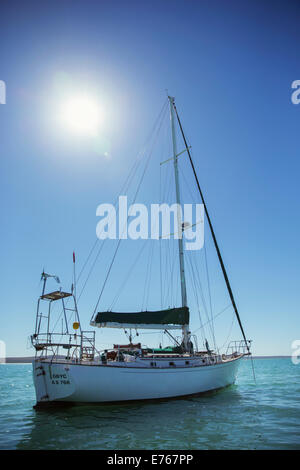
50,147 -> 144,335
141,240 -> 154,310
160,160 -> 179,308
77,153 -> 145,302
203,243 -> 217,350
185,251 -> 206,347
188,250 -> 215,344
91,100 -> 169,320
178,164 -> 217,348
110,239 -> 149,310
192,303 -> 232,334
186,252 -> 215,347
51,100 -> 169,335
158,113 -> 172,309
218,311 -> 235,351
159,165 -> 163,309
81,97 -> 168,303
145,242 -> 155,308
172,99 -> 250,354
169,237 -> 177,306
78,152 -> 142,289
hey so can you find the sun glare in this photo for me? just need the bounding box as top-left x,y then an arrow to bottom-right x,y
59,95 -> 102,136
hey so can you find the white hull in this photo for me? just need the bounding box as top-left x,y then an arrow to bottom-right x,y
33,356 -> 242,406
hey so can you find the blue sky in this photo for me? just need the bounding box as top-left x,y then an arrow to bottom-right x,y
0,0 -> 299,356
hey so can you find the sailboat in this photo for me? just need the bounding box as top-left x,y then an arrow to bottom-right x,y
31,96 -> 251,407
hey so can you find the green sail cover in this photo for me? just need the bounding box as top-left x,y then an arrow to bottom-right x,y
92,307 -> 189,330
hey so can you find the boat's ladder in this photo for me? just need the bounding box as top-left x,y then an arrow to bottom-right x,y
80,331 -> 96,361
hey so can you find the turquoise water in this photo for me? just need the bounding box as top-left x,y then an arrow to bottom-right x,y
0,358 -> 299,449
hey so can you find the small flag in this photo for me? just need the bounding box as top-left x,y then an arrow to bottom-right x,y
73,252 -> 75,263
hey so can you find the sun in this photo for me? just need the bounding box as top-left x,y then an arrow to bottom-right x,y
59,94 -> 102,136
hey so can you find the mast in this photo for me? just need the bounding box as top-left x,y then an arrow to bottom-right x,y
169,96 -> 189,350
172,100 -> 250,354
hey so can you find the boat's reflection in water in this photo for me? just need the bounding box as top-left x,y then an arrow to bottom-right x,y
17,385 -> 241,450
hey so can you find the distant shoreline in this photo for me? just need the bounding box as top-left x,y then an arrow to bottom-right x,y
0,355 -> 292,364
251,356 -> 291,359
1,357 -> 35,364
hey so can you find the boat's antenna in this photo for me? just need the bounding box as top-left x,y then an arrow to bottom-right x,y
171,98 -> 250,354
73,251 -> 77,301
40,271 -> 60,296
41,270 -> 47,297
